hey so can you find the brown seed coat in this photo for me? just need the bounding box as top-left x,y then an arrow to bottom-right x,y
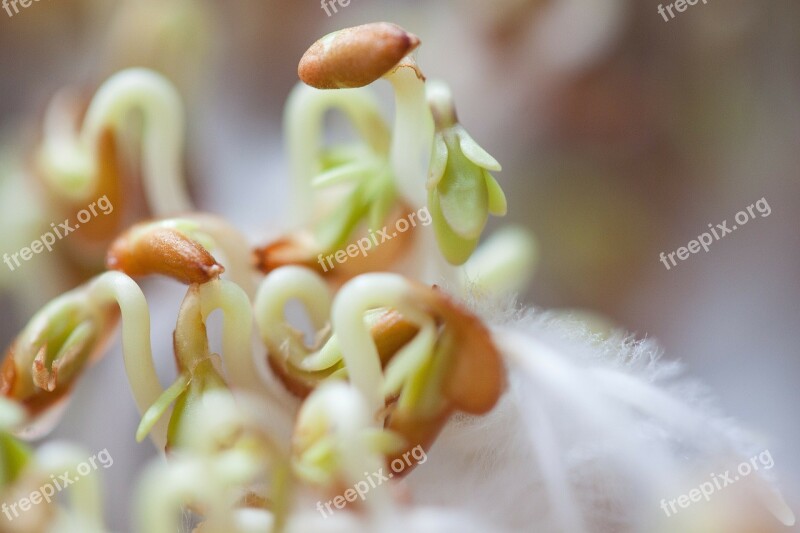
298,22 -> 421,89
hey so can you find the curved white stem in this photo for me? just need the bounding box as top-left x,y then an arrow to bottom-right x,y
82,68 -> 193,216
330,274 -> 419,418
197,280 -> 261,393
385,62 -> 434,210
385,63 -> 450,287
284,84 -> 390,225
37,90 -> 94,202
254,266 -> 332,360
86,272 -> 167,448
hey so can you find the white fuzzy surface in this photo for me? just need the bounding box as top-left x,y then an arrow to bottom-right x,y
399,300 -> 793,532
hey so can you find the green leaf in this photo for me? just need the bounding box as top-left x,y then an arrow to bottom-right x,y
382,322 -> 436,398
426,134 -> 449,189
311,161 -> 375,189
485,171 -> 508,216
437,140 -> 489,240
136,373 -> 190,443
165,359 -> 228,448
314,185 -> 370,251
458,128 -> 501,171
47,321 -> 95,388
166,386 -> 191,448
429,190 -> 480,265
318,144 -> 369,171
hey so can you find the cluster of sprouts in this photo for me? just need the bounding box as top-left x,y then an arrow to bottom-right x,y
0,22 -> 529,532
0,21 -> 793,533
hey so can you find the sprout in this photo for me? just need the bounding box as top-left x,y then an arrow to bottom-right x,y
136,279 -> 264,448
254,267 -> 418,398
284,84 -> 390,224
309,149 -> 396,255
426,81 -> 507,265
192,280 -> 262,393
0,284 -> 119,437
136,451 -> 263,533
136,391 -> 291,533
331,274 -> 505,466
256,268 -> 504,472
259,77 -> 413,283
254,266 -> 333,398
135,284 -> 228,449
292,382 -> 400,512
38,68 -> 193,217
298,22 -> 433,213
84,272 -> 166,447
0,407 -> 111,528
296,23 -> 509,276
35,92 -> 127,265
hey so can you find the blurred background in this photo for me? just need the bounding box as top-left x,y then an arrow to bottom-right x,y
0,0 -> 798,530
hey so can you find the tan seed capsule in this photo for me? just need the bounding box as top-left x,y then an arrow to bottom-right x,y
298,22 -> 421,89
252,234 -> 318,275
421,286 -> 505,414
107,223 -> 224,285
383,283 -> 505,476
